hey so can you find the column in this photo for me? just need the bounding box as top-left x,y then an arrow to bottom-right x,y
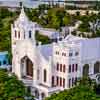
89,62 -> 94,75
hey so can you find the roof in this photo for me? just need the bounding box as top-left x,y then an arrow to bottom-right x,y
40,44 -> 52,61
64,34 -> 86,42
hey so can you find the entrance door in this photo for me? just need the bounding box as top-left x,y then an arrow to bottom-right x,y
21,56 -> 33,78
26,58 -> 33,77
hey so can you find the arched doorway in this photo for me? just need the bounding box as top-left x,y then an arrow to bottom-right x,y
21,56 -> 33,78
94,61 -> 100,74
83,64 -> 89,76
41,92 -> 45,99
35,90 -> 39,99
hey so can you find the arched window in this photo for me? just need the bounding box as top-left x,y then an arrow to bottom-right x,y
56,76 -> 59,86
63,78 -> 65,88
72,64 -> 74,72
69,65 -> 71,73
63,64 -> 66,72
60,77 -> 62,86
29,30 -> 32,38
68,78 -> 71,88
52,76 -> 55,87
35,90 -> 39,99
44,69 -> 47,82
75,64 -> 78,72
72,77 -> 74,86
60,64 -> 62,72
18,31 -> 20,38
57,63 -> 59,71
15,30 -> 17,38
41,93 -> 45,99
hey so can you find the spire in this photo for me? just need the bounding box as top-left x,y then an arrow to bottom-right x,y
18,4 -> 28,22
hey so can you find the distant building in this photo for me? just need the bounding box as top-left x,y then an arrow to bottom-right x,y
0,51 -> 9,69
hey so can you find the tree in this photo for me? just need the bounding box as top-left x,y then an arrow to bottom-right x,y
35,30 -> 51,44
45,77 -> 100,100
0,69 -> 33,100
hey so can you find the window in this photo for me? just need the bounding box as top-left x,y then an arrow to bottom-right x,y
75,64 -> 78,72
68,78 -> 71,88
60,77 -> 62,86
29,30 -> 32,38
52,76 -> 55,87
63,64 -> 66,72
60,64 -> 62,72
74,77 -> 77,85
62,53 -> 66,56
18,31 -> 20,38
15,30 -> 17,38
43,69 -> 47,82
63,78 -> 65,88
72,64 -> 74,72
72,77 -> 74,86
3,60 -> 6,65
57,63 -> 59,71
56,51 -> 59,55
75,52 -> 79,56
69,65 -> 71,73
69,53 -> 72,57
56,76 -> 59,86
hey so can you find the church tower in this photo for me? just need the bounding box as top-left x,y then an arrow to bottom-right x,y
11,7 -> 38,80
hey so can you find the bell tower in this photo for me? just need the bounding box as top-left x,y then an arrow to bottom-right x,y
11,6 -> 37,77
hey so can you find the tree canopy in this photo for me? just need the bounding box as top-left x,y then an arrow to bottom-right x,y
0,69 -> 33,100
45,77 -> 100,100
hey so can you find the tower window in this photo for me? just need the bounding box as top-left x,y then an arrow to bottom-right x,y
29,30 -> 32,38
43,69 -> 47,82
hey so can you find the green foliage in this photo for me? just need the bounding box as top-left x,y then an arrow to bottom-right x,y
0,69 -> 33,100
78,22 -> 90,32
45,77 -> 100,100
35,31 -> 51,44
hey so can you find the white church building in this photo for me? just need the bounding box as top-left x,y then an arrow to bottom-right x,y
11,7 -> 100,100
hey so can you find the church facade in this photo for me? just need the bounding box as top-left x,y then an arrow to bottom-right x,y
11,8 -> 100,100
